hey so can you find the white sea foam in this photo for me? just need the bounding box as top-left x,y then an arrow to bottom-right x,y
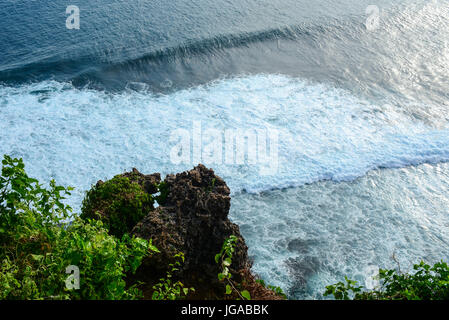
1,74 -> 448,210
231,162 -> 449,299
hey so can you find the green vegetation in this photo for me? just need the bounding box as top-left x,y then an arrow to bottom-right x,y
325,261 -> 449,300
215,235 -> 287,300
215,235 -> 251,300
81,175 -> 154,238
152,252 -> 195,300
255,279 -> 287,299
0,155 -> 158,299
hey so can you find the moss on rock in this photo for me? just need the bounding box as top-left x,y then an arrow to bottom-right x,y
81,175 -> 155,238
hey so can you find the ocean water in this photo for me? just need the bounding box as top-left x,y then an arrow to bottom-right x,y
0,0 -> 448,299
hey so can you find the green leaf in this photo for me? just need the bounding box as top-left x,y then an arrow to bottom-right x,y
226,285 -> 232,295
241,290 -> 251,300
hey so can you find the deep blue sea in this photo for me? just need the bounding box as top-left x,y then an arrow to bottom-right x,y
1,0 -> 448,299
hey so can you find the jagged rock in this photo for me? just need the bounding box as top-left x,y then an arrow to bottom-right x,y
132,164 -> 250,297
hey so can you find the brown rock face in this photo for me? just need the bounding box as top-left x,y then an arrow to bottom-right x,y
132,164 -> 250,297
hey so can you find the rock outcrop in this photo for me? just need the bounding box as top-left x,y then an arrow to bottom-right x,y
131,164 -> 249,297
82,164 -> 283,299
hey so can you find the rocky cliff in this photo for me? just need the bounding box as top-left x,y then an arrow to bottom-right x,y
82,164 -> 282,300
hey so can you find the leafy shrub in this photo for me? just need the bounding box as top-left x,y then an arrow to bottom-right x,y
81,176 -> 154,238
0,155 -> 157,300
324,261 -> 449,300
152,252 -> 195,300
215,235 -> 251,300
